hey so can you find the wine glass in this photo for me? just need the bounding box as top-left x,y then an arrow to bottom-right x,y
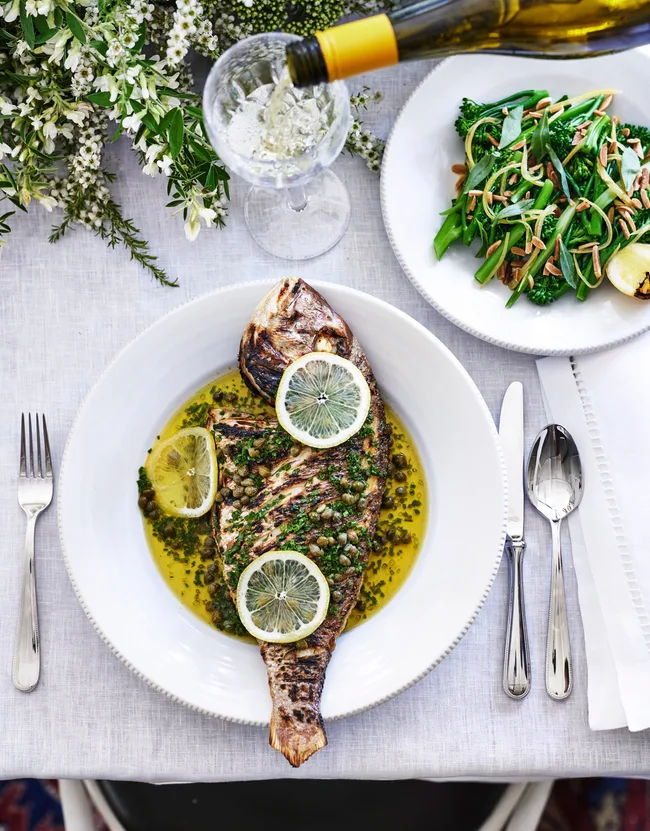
203,33 -> 351,261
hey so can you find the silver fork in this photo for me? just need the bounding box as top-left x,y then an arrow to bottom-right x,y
13,414 -> 53,692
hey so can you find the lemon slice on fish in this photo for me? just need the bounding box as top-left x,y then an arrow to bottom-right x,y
146,427 -> 218,518
276,352 -> 371,449
236,550 -> 330,643
606,243 -> 650,299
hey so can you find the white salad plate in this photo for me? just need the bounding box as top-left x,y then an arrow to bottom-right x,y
382,50 -> 650,355
58,280 -> 506,726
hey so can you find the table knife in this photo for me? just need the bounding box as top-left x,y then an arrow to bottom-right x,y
499,381 -> 531,699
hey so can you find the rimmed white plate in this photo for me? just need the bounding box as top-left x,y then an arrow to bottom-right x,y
58,280 -> 506,725
382,51 -> 650,355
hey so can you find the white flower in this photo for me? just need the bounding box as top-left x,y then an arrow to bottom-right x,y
116,65 -> 139,83
0,97 -> 15,115
122,31 -> 136,49
143,161 -> 159,176
145,143 -> 162,164
36,193 -> 57,211
30,116 -> 43,130
36,0 -> 51,14
122,113 -> 141,133
3,0 -> 20,23
184,214 -> 200,241
0,141 -> 11,159
157,154 -> 173,176
239,0 -> 254,7
26,86 -> 41,103
13,40 -> 29,56
197,205 -> 216,226
64,40 -> 81,71
43,119 -> 57,139
24,0 -> 36,13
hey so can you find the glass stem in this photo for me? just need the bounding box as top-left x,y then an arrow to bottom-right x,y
286,185 -> 308,212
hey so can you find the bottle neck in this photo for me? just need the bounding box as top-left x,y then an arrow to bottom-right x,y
287,14 -> 399,87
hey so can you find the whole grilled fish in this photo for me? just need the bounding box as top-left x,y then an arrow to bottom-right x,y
209,278 -> 389,767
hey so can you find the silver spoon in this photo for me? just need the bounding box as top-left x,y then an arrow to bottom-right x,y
526,424 -> 583,700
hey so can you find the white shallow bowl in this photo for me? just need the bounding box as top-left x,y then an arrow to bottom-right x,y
382,51 -> 650,355
59,280 -> 506,725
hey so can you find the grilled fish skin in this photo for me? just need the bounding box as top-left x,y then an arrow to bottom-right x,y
211,278 -> 389,767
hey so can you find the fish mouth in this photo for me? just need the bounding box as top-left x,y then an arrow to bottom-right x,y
239,277 -> 353,403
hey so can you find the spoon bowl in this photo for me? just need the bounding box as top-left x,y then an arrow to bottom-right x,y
526,424 -> 583,701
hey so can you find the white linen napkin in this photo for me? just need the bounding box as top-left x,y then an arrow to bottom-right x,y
537,330 -> 650,731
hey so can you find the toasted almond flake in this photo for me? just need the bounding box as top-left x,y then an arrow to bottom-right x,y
468,189 -> 484,196
525,191 -> 531,200
626,137 -> 640,146
532,235 -> 546,250
617,206 -> 632,220
607,206 -> 615,223
622,127 -> 630,137
502,107 -> 509,115
546,262 -> 563,277
619,218 -> 631,239
549,171 -> 560,188
553,205 -> 562,218
546,161 -> 554,179
554,235 -> 561,259
632,197 -> 643,210
642,190 -> 650,209
527,274 -> 535,289
529,111 -> 543,119
578,241 -> 598,250
609,140 -> 617,154
510,139 -> 526,151
492,194 -> 508,203
557,195 -> 568,203
529,163 -> 543,173
486,240 -> 502,257
580,120 -> 592,129
503,190 -> 513,198
592,246 -> 602,279
525,236 -> 533,254
468,195 -> 477,212
511,246 -> 527,257
549,103 -> 564,113
599,144 -> 608,166
455,177 -> 465,194
572,132 -> 583,146
496,263 -> 507,282
633,172 -> 643,192
594,109 -> 606,117
511,259 -> 528,269
508,173 -> 519,185
642,168 -> 650,189
466,214 -> 473,221
601,94 -> 613,111
486,191 -> 494,205
626,212 -> 637,233
451,163 -> 468,174
511,267 -> 521,286
536,96 -> 552,110
576,200 -> 590,213
611,114 -> 620,126
488,133 -> 500,147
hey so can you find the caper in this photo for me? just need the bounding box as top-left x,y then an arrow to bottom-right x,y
345,566 -> 356,575
387,527 -> 397,541
253,437 -> 266,448
240,495 -> 250,506
326,537 -> 335,547
226,392 -> 237,403
352,480 -> 365,493
212,390 -> 224,402
317,536 -> 329,548
163,524 -> 175,538
341,493 -> 355,505
244,486 -> 258,497
143,488 -> 155,499
347,545 -> 359,556
138,495 -> 149,510
201,549 -> 215,561
395,486 -> 407,497
223,620 -> 234,631
332,590 -> 343,602
211,610 -> 222,624
382,496 -> 395,509
371,539 -> 381,552
316,504 -> 326,514
309,512 -> 319,523
322,507 -> 333,520
294,639 -> 309,650
394,470 -> 407,482
339,554 -> 351,567
327,577 -> 335,587
333,573 -> 344,583
232,486 -> 244,499
290,445 -> 301,457
204,570 -> 216,586
393,453 -> 407,469
356,600 -> 366,612
388,463 -> 396,476
347,529 -> 359,544
309,544 -> 322,556
232,474 -> 242,485
338,532 -> 348,545
258,466 -> 271,478
148,508 -> 160,521
220,487 -> 232,497
232,500 -> 241,510
146,500 -> 157,513
333,511 -> 342,522
241,478 -> 254,487
400,531 -> 412,544
248,448 -> 260,459
340,477 -> 350,489
237,465 -> 249,477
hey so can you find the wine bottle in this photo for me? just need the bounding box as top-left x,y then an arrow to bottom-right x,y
286,0 -> 650,87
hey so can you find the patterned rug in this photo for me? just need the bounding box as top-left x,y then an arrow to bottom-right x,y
0,778 -> 645,830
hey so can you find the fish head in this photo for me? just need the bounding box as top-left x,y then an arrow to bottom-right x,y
239,277 -> 353,403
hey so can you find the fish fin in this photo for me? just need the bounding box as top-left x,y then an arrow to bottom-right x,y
269,707 -> 328,768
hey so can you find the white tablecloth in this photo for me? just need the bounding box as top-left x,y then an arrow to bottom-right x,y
2,61 -> 650,783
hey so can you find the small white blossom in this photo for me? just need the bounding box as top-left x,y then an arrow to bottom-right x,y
157,154 -> 173,176
36,193 -> 57,211
30,116 -> 43,130
0,97 -> 15,115
0,141 -> 12,160
143,161 -> 159,176
122,113 -> 141,133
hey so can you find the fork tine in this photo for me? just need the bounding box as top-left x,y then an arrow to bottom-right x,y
19,414 -> 26,477
28,414 -> 34,478
42,415 -> 52,477
36,414 -> 42,478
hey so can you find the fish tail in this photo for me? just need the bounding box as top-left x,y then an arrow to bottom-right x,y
269,704 -> 328,768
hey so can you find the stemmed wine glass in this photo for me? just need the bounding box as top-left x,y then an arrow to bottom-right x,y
203,33 -> 351,261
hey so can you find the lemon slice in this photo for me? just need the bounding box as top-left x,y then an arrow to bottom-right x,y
236,550 -> 330,643
276,352 -> 371,449
146,427 -> 218,517
606,243 -> 650,299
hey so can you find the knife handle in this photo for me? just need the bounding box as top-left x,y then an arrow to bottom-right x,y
503,537 -> 531,700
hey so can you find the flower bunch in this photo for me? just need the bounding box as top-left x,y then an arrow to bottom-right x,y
0,0 -> 385,284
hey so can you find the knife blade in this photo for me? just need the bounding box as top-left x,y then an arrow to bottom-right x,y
499,381 -> 530,699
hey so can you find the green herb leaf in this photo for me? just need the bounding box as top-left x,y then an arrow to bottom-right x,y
140,111 -> 159,133
621,145 -> 641,192
89,38 -> 108,56
496,198 -> 534,220
547,145 -> 571,200
19,1 -> 35,49
34,27 -> 58,44
558,238 -> 577,289
87,91 -> 111,106
66,10 -> 86,43
168,108 -> 184,159
531,109 -> 550,162
463,152 -> 496,193
132,22 -> 146,52
499,105 -> 523,150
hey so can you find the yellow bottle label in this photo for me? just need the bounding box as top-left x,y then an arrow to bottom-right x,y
315,14 -> 399,82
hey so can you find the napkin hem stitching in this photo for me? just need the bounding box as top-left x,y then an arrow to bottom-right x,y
570,357 -> 650,648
